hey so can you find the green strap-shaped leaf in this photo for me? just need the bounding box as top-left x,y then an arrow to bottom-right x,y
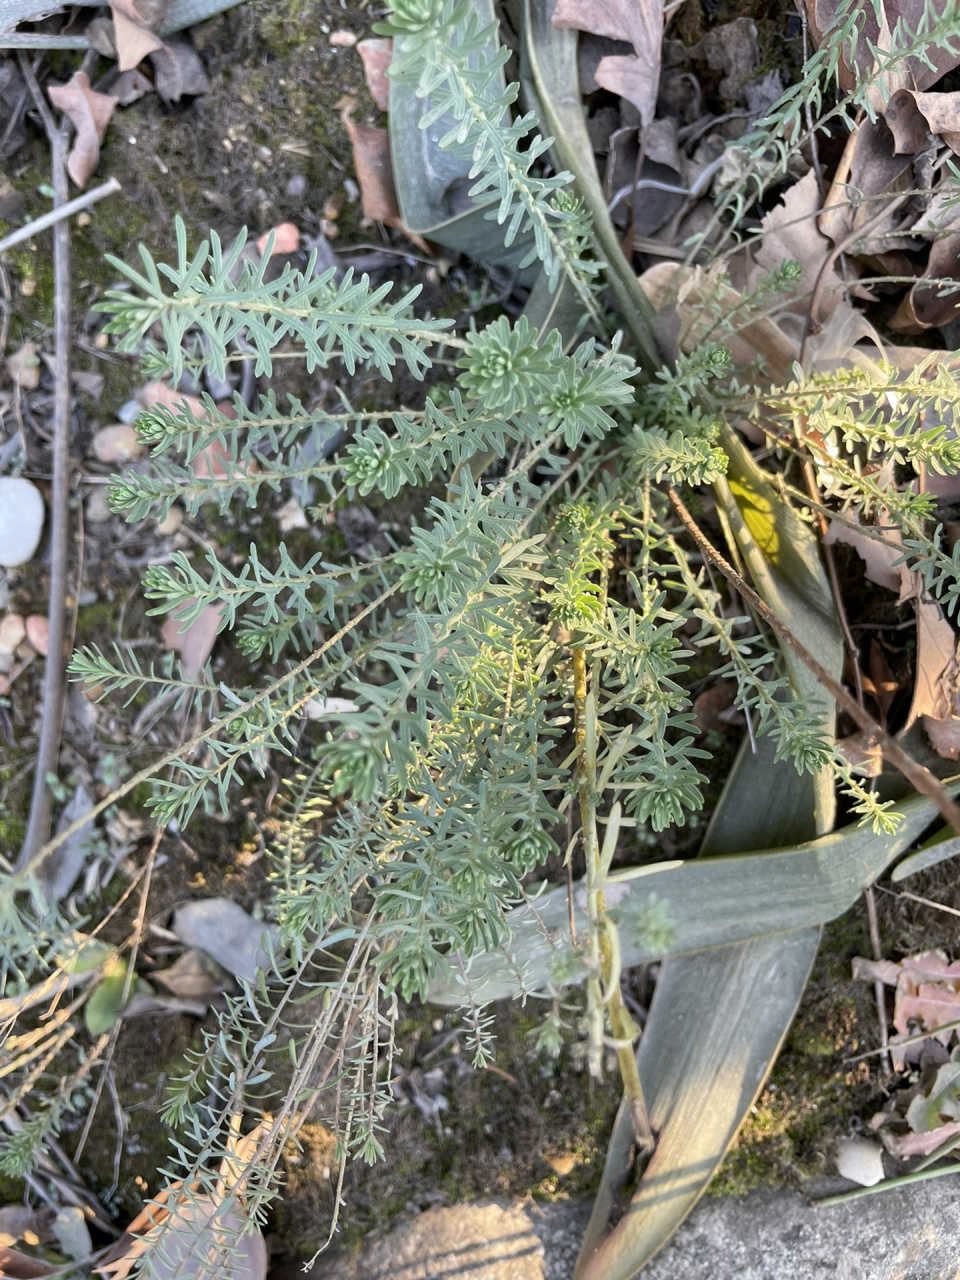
519,0 -> 661,371
574,457 -> 845,1274
425,782 -> 947,1005
390,0 -> 539,278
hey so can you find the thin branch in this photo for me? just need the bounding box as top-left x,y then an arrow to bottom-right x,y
16,56 -> 72,873
0,177 -> 121,255
666,486 -> 960,835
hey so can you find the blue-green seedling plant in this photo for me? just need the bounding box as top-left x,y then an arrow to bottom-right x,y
5,0 -> 960,1276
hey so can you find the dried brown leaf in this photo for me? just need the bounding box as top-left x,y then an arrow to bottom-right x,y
357,37 -> 392,112
880,1120 -> 960,1158
692,681 -> 739,733
685,18 -> 759,103
0,1246 -> 57,1279
152,947 -> 229,1002
818,116 -> 913,252
835,730 -> 884,776
822,517 -> 901,592
110,68 -> 154,106
46,72 -> 116,189
553,0 -> 664,123
638,262 -> 799,381
342,111 -> 402,227
6,341 -> 39,390
904,591 -> 956,729
149,34 -> 211,103
754,169 -> 845,318
97,1192 -> 266,1280
110,0 -> 165,71
908,231 -> 960,329
923,715 -> 960,760
888,88 -> 960,156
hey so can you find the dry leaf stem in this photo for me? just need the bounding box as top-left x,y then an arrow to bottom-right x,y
667,487 -> 960,835
17,57 -> 73,873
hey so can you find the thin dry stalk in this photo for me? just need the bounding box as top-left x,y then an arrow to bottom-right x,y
16,56 -> 73,872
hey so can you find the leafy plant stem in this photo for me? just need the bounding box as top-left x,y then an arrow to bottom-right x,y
573,647 -> 654,1152
666,486 -> 960,834
26,582 -> 401,877
813,1160 -> 960,1206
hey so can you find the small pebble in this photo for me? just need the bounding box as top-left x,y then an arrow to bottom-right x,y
116,399 -> 142,425
255,222 -> 300,256
286,173 -> 307,199
156,506 -> 184,536
91,424 -> 144,464
329,29 -> 357,45
0,613 -> 26,656
835,1137 -> 885,1187
85,487 -> 113,525
25,615 -> 49,656
0,477 -> 45,567
19,278 -> 35,297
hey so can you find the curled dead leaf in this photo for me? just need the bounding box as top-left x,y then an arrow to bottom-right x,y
822,517 -> 902,593
342,108 -> 403,227
754,169 -> 845,319
923,714 -> 960,761
553,0 -> 664,123
854,949 -> 960,1068
47,72 -> 116,188
109,0 -> 165,71
887,88 -> 960,156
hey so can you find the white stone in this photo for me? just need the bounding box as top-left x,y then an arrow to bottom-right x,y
0,613 -> 25,656
835,1136 -> 886,1187
0,477 -> 44,567
91,424 -> 144,464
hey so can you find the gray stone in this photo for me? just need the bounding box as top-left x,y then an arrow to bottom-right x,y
0,477 -> 44,566
623,1180 -> 960,1280
313,1203 -> 545,1280
311,1179 -> 960,1280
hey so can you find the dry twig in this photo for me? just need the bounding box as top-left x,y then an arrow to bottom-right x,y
15,57 -> 73,873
